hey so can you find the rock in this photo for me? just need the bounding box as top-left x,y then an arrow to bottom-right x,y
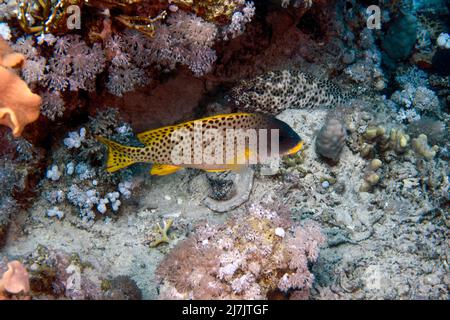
203,168 -> 254,213
315,116 -> 347,161
382,13 -> 417,63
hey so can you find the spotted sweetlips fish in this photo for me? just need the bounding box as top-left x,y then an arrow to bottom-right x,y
97,113 -> 303,176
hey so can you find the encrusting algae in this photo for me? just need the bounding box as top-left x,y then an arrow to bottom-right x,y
97,113 -> 303,175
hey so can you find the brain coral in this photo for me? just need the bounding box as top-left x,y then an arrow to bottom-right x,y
231,69 -> 350,114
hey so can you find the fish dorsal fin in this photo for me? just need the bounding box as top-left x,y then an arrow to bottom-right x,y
150,164 -> 182,176
137,126 -> 179,146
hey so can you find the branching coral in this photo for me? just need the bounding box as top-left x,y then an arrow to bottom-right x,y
156,204 -> 325,299
17,0 -> 83,34
146,11 -> 218,76
105,33 -> 150,96
0,260 -> 30,300
46,35 -> 106,92
0,37 -> 41,137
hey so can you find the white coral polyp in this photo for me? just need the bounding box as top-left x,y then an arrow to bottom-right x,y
436,33 -> 450,49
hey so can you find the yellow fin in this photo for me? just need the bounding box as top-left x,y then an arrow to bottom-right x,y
96,136 -> 138,173
150,164 -> 182,176
137,126 -> 177,146
286,141 -> 304,155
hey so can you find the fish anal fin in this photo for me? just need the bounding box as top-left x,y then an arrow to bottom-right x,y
150,164 -> 182,176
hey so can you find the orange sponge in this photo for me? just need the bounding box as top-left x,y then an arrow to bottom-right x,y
0,37 -> 41,137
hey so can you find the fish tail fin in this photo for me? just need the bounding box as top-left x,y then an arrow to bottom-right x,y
96,136 -> 138,172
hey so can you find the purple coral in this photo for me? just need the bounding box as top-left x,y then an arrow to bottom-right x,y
12,36 -> 46,85
41,91 -> 65,120
146,11 -> 218,76
46,35 -> 106,92
221,1 -> 256,40
105,34 -> 150,96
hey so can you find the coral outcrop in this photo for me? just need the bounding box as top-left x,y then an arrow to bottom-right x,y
315,114 -> 347,161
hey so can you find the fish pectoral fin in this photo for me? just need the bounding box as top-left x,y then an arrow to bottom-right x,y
150,164 -> 182,176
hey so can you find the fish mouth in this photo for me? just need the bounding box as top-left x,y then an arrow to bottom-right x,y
286,140 -> 304,155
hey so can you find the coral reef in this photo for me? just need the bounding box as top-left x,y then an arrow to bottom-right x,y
46,35 -> 106,92
156,204 -> 325,299
144,11 -> 218,77
0,0 -> 448,302
37,108 -> 139,223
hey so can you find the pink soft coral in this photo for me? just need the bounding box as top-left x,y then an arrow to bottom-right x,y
156,204 -> 325,300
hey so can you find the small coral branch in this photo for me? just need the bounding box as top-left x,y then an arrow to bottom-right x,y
150,218 -> 174,247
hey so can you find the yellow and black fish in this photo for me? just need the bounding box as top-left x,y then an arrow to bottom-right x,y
97,113 -> 303,176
